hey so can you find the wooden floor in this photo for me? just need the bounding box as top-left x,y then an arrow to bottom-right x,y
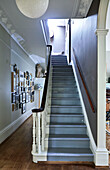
0,116 -> 110,170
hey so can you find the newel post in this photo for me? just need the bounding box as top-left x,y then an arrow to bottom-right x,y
95,29 -> 109,166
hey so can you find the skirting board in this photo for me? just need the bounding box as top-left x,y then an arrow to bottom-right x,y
0,109 -> 32,144
71,61 -> 96,159
71,60 -> 109,166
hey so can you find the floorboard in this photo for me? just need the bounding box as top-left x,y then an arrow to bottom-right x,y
0,116 -> 109,170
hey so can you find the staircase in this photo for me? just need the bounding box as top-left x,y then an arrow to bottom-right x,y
46,55 -> 93,162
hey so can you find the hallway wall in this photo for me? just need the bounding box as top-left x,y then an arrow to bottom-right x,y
51,26 -> 65,54
0,25 -> 35,143
71,0 -> 100,143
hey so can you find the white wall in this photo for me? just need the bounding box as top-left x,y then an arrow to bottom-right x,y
65,20 -> 69,63
51,26 -> 65,54
106,1 -> 110,80
0,25 -> 36,143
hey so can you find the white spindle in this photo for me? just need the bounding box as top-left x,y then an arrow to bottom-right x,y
42,111 -> 45,151
32,112 -> 36,153
36,114 -> 38,151
38,112 -> 41,154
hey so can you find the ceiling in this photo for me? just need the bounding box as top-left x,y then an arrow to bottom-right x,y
0,0 -> 93,63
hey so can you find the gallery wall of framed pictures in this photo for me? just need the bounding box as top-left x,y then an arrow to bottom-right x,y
11,64 -> 34,114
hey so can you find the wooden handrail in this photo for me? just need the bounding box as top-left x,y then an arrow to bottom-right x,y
72,48 -> 95,113
32,45 -> 52,113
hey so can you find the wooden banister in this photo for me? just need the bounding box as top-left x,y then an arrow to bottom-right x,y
72,48 -> 95,113
32,45 -> 52,113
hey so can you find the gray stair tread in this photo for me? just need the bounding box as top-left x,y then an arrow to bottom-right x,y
50,113 -> 83,116
52,70 -> 74,72
52,65 -> 68,66
48,148 -> 93,156
47,134 -> 89,140
50,105 -> 81,108
51,97 -> 79,99
51,104 -> 81,106
52,87 -> 76,89
52,66 -> 71,68
52,92 -> 78,94
49,123 -> 86,127
52,77 -> 74,78
51,97 -> 79,100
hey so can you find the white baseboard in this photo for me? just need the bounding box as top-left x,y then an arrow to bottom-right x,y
0,109 -> 32,144
71,60 -> 96,160
71,60 -> 109,166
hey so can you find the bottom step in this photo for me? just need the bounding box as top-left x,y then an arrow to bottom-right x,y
47,148 -> 93,162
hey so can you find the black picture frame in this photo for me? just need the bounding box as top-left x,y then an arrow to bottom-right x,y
11,93 -> 15,103
22,92 -> 26,102
19,103 -> 22,109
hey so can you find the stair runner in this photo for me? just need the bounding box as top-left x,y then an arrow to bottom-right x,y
47,55 -> 93,162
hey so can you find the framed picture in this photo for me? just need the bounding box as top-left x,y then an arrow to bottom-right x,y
16,74 -> 18,85
19,94 -> 22,103
26,93 -> 29,103
19,103 -> 22,109
25,87 -> 28,93
21,86 -> 24,92
11,72 -> 16,92
12,104 -> 15,111
15,103 -> 19,111
18,86 -> 21,94
16,86 -> 19,95
11,93 -> 15,103
28,95 -> 31,102
15,95 -> 19,103
22,103 -> 26,114
22,92 -> 26,102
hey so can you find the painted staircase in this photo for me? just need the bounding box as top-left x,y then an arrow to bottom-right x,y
46,55 -> 94,162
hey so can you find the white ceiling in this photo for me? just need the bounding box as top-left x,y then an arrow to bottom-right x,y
0,0 -> 93,63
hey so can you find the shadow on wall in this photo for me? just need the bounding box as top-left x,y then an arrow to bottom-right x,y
71,0 -> 100,144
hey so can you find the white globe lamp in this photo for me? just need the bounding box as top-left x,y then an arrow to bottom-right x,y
16,0 -> 49,18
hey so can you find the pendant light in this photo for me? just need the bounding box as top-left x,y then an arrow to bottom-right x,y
16,0 -> 49,18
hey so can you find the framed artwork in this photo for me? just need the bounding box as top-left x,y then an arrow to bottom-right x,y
18,86 -> 21,94
11,66 -> 34,113
11,72 -> 16,92
19,94 -> 22,103
16,86 -> 19,95
28,95 -> 31,102
22,92 -> 26,102
16,74 -> 18,85
15,103 -> 19,111
12,93 -> 15,103
16,95 -> 19,103
21,86 -> 24,92
22,103 -> 26,114
26,93 -> 29,103
12,104 -> 15,111
19,103 -> 22,109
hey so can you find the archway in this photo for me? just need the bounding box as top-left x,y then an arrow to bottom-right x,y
95,0 -> 109,166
